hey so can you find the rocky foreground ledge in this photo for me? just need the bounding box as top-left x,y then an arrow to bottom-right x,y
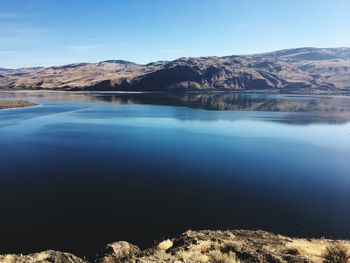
1,230 -> 350,263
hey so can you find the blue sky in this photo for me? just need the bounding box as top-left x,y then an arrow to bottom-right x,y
1,0 -> 350,68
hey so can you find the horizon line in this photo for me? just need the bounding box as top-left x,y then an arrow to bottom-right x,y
1,46 -> 349,70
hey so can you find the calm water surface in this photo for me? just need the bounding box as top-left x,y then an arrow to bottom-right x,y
0,92 -> 350,258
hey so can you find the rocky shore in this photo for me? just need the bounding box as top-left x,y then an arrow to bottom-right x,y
1,230 -> 349,263
0,100 -> 36,109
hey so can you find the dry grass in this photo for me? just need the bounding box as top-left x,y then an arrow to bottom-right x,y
208,250 -> 241,263
287,239 -> 328,259
176,250 -> 209,262
322,243 -> 350,263
286,239 -> 350,263
0,251 -> 86,263
175,249 -> 241,263
2,230 -> 350,263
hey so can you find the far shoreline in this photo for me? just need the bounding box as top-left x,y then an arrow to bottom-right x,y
0,88 -> 350,96
0,100 -> 37,110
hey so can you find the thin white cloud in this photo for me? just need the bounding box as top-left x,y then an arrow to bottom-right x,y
0,12 -> 20,20
0,36 -> 22,44
0,24 -> 47,34
67,44 -> 107,50
0,50 -> 17,55
235,22 -> 267,30
158,49 -> 183,54
0,24 -> 47,48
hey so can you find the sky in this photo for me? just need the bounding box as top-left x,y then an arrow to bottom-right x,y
1,0 -> 350,68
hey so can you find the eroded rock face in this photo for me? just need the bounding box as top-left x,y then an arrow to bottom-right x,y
94,241 -> 140,263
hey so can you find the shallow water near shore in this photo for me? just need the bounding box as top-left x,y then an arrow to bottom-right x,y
0,92 -> 350,259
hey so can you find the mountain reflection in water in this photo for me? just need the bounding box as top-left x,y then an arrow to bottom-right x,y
2,91 -> 350,124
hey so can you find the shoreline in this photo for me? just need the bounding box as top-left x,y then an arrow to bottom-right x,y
1,230 -> 349,263
0,100 -> 37,110
1,89 -> 350,97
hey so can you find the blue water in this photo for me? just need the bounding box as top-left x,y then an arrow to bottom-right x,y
0,92 -> 350,258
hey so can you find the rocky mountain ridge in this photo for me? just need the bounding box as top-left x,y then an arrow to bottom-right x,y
1,47 -> 350,91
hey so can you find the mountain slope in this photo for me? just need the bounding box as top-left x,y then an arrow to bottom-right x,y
1,47 -> 350,91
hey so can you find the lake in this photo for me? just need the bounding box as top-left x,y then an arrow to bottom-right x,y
0,91 -> 350,259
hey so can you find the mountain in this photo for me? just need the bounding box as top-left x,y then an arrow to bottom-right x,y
1,47 -> 350,91
258,47 -> 350,61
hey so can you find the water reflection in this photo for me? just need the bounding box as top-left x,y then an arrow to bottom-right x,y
1,91 -> 350,258
1,91 -> 350,124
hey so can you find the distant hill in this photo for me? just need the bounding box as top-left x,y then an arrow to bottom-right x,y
1,47 -> 350,91
259,47 -> 350,61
